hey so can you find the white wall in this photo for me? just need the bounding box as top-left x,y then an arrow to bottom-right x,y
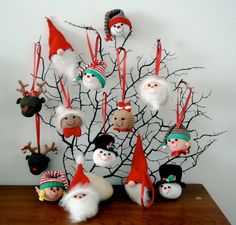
1,0 -> 235,223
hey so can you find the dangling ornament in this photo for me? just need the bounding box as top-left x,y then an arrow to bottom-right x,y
16,42 -> 46,117
20,115 -> 57,175
104,9 -> 132,41
140,40 -> 170,111
75,30 -> 107,90
112,48 -> 135,132
47,18 -> 78,81
92,93 -> 117,167
55,78 -> 84,138
124,134 -> 155,208
162,80 -> 192,157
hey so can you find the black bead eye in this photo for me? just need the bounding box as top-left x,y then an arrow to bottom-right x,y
108,153 -> 111,156
168,140 -> 171,142
57,187 -> 59,191
82,194 -> 86,197
121,23 -> 123,26
114,117 -> 117,120
100,151 -> 103,153
64,117 -> 68,120
148,84 -> 151,87
114,25 -> 116,28
92,75 -> 95,77
50,187 -> 53,190
168,186 -> 171,189
73,195 -> 77,198
73,115 -> 76,118
121,117 -> 125,120
155,84 -> 158,86
175,139 -> 178,141
160,185 -> 163,187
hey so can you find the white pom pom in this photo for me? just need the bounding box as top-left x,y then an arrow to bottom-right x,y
75,152 -> 84,165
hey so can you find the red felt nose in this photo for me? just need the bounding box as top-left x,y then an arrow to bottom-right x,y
171,141 -> 175,144
117,25 -> 121,29
22,107 -> 29,112
164,187 -> 167,190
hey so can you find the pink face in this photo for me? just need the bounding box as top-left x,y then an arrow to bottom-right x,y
44,187 -> 64,201
61,114 -> 82,129
73,193 -> 86,200
167,138 -> 189,151
145,81 -> 160,93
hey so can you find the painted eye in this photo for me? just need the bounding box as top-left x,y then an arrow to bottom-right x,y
168,140 -> 171,142
73,115 -> 76,118
100,151 -> 103,153
114,117 -> 117,120
73,195 -> 77,198
121,117 -> 125,120
57,187 -> 60,191
92,75 -> 95,77
175,139 -> 178,141
82,194 -> 86,197
108,153 -> 111,156
148,84 -> 151,87
168,186 -> 171,189
114,25 -> 116,28
64,117 -> 68,120
121,23 -> 123,26
155,84 -> 158,86
160,185 -> 163,187
50,187 -> 53,190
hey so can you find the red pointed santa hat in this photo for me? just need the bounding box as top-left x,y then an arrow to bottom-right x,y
47,18 -> 73,60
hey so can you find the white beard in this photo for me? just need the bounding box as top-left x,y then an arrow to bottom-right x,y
82,76 -> 102,90
51,49 -> 78,81
140,76 -> 170,111
110,23 -> 130,38
60,185 -> 99,223
93,149 -> 116,167
124,183 -> 150,207
159,183 -> 182,199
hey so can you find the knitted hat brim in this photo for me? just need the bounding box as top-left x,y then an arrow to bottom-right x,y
40,181 -> 65,190
166,133 -> 190,142
108,17 -> 132,29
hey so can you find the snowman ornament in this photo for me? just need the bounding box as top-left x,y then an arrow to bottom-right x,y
92,134 -> 117,167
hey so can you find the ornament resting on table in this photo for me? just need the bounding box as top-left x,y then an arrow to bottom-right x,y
157,164 -> 185,199
47,18 -> 78,81
139,40 -> 170,111
35,171 -> 69,202
124,134 -> 155,208
21,142 -> 57,175
60,153 -> 99,223
104,9 -> 132,41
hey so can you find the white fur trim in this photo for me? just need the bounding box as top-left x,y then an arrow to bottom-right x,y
75,152 -> 84,165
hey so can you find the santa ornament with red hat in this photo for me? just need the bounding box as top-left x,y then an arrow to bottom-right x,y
124,134 -> 155,208
60,153 -> 99,223
104,9 -> 132,41
47,18 -> 78,81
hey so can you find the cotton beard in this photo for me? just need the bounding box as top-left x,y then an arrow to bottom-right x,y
124,183 -> 150,207
140,76 -> 169,111
82,75 -> 102,90
51,49 -> 78,81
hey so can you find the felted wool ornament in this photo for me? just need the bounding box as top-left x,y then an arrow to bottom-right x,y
35,171 -> 69,202
157,164 -> 185,199
60,153 -> 99,223
104,9 -> 132,41
139,40 -> 169,111
47,18 -> 78,80
124,134 -> 155,208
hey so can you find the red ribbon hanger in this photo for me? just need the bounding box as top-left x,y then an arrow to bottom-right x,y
116,47 -> 127,103
155,39 -> 162,77
102,92 -> 108,134
58,77 -> 72,109
176,80 -> 193,128
35,113 -> 41,153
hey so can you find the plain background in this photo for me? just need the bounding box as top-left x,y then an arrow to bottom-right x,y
0,0 -> 235,224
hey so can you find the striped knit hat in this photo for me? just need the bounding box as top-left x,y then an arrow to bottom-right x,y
162,124 -> 190,147
75,61 -> 107,88
104,9 -> 132,41
39,171 -> 69,190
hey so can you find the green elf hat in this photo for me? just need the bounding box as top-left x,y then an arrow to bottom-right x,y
162,124 -> 190,147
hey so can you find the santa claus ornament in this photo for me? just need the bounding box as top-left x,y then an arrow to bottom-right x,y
60,153 -> 99,223
16,42 -> 46,117
55,78 -> 84,138
157,164 -> 185,199
140,40 -> 170,111
35,171 -> 69,202
104,9 -> 132,41
113,48 -> 135,132
92,93 -> 117,167
162,80 -> 192,157
124,134 -> 155,208
47,18 -> 78,81
75,30 -> 107,90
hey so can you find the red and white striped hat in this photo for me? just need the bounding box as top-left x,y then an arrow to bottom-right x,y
118,102 -> 132,112
39,171 -> 69,190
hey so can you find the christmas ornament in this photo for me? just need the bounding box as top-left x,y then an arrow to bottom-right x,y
157,164 -> 185,199
92,92 -> 117,167
140,40 -> 170,111
55,78 -> 83,138
75,30 -> 107,90
162,80 -> 192,157
16,42 -> 45,117
47,18 -> 78,80
35,171 -> 69,202
113,48 -> 135,132
104,9 -> 132,41
60,153 -> 99,223
124,134 -> 155,208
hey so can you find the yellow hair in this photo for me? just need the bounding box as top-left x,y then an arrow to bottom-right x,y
38,190 -> 46,201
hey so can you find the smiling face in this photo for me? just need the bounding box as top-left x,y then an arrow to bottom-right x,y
110,22 -> 130,37
159,183 -> 182,199
93,149 -> 116,167
44,186 -> 64,201
82,73 -> 102,90
112,110 -> 135,131
167,138 -> 189,151
61,114 -> 82,129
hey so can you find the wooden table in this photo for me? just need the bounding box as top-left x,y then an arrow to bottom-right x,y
0,184 -> 230,225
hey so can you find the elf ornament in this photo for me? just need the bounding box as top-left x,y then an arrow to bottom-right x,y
104,9 -> 132,41
75,30 -> 107,90
140,40 -> 170,111
157,164 -> 185,199
113,48 -> 135,132
60,153 -> 99,223
47,18 -> 78,81
92,93 -> 117,167
35,171 -> 69,202
55,78 -> 84,138
124,134 -> 155,208
162,80 -> 192,157
16,43 -> 46,117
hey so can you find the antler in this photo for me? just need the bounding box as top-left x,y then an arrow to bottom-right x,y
16,80 -> 29,97
36,81 -> 46,96
43,142 -> 58,155
21,142 -> 37,154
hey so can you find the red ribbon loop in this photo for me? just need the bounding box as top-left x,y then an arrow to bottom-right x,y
102,92 -> 108,134
58,77 -> 72,108
176,80 -> 192,128
155,39 -> 162,77
116,47 -> 127,103
31,42 -> 41,93
35,113 -> 41,153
